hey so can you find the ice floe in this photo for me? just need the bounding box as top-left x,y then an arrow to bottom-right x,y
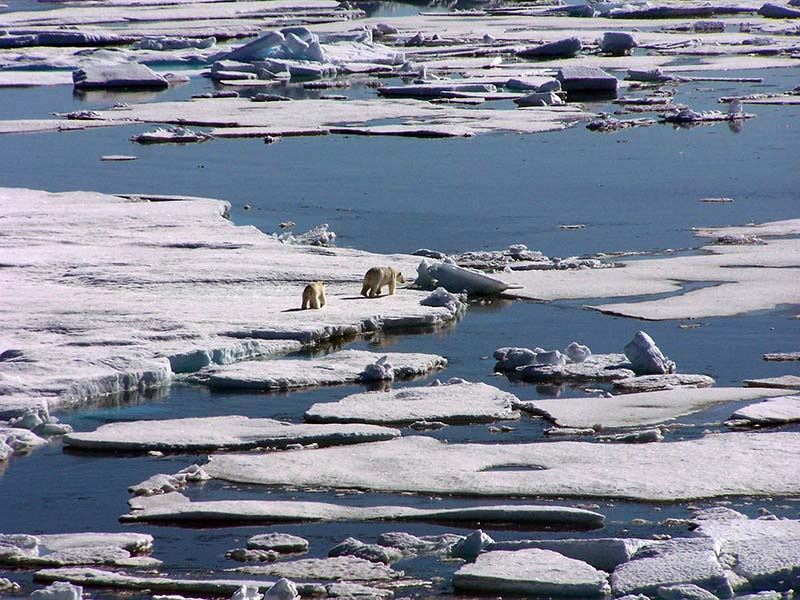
613,374 -> 715,393
0,532 -> 156,568
123,492 -> 605,528
0,187 -> 462,419
501,218 -> 800,320
727,395 -> 800,427
743,375 -> 800,389
64,416 -> 400,452
453,548 -> 611,597
248,534 -> 309,554
189,350 -> 446,391
72,64 -> 168,90
200,432 -> 800,500
304,381 -> 519,425
33,567 -> 320,597
519,387 -> 794,429
487,537 -> 647,572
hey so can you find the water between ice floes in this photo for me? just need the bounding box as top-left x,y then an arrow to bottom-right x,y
0,50 -> 799,599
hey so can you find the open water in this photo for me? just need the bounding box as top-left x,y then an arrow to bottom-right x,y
0,3 -> 799,596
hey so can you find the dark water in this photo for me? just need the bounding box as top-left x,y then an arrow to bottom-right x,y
0,34 -> 799,599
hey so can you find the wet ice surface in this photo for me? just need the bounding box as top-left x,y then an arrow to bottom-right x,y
2,1 -> 800,598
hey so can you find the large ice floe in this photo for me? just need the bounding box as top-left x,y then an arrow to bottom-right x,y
517,387 -> 795,429
500,219 -> 800,320
63,416 -> 400,452
187,350 -> 447,391
304,380 -> 520,425
122,491 -> 605,529
0,187 -> 464,423
200,432 -> 800,501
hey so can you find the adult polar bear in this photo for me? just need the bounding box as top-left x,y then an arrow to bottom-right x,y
361,267 -> 404,298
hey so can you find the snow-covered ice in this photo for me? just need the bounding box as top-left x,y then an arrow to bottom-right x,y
122,492 -> 605,528
201,432 -> 800,501
453,548 -> 611,597
304,381 -> 519,425
64,416 -> 401,452
191,350 -> 447,391
518,387 -> 793,429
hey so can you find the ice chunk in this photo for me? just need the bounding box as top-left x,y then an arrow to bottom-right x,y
230,585 -> 263,600
72,65 -> 168,90
29,581 -> 83,600
565,342 -> 591,363
360,355 -> 394,382
613,373 -> 715,393
376,532 -> 463,555
449,530 -> 494,561
534,350 -> 566,366
514,91 -> 565,107
517,37 -> 582,59
416,259 -> 508,295
494,347 -> 538,370
487,538 -> 646,572
248,533 -> 308,553
657,583 -> 720,600
624,331 -> 676,375
263,579 -> 297,600
328,537 -> 401,564
599,32 -> 638,55
558,66 -> 618,94
420,287 -> 466,314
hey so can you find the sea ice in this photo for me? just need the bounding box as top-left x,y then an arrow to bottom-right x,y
453,548 -> 610,597
557,65 -> 619,94
0,532 -> 155,568
123,492 -> 605,528
613,373 -> 715,393
72,64 -> 169,89
190,350 -> 446,391
328,537 -> 402,565
517,37 -> 582,59
416,259 -> 509,295
248,534 -> 308,554
29,581 -> 83,600
519,387 -> 792,429
728,396 -> 800,427
233,556 -> 402,581
487,537 -> 647,572
304,381 -> 520,425
743,375 -> 800,390
200,432 -> 800,501
64,416 -> 400,452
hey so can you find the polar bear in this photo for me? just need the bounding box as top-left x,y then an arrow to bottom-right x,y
301,282 -> 326,309
360,267 -> 404,298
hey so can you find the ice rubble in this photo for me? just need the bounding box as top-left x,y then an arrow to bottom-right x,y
129,464 -> 210,496
518,387 -> 795,429
64,416 -> 401,452
33,567 -> 321,597
189,350 -> 447,391
304,381 -> 520,425
453,548 -> 611,597
233,556 -> 402,582
0,532 -> 156,568
0,187 -> 462,419
29,581 -> 84,600
328,538 -> 402,565
123,492 -> 605,528
200,432 -> 800,501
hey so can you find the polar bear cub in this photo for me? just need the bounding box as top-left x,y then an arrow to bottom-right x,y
361,267 -> 404,298
301,281 -> 326,309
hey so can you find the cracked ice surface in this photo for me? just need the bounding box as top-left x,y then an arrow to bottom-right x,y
202,432 -> 800,501
191,350 -> 447,391
518,387 -> 796,429
0,187 -> 462,419
304,381 -> 519,425
122,492 -> 605,528
63,416 -> 401,452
